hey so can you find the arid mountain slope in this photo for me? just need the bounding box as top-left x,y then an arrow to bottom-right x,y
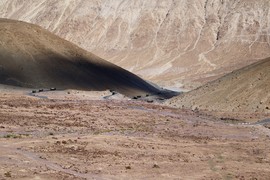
0,19 -> 169,97
167,57 -> 270,113
1,0 -> 270,88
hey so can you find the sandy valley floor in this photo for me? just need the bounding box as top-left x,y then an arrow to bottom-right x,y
0,88 -> 270,180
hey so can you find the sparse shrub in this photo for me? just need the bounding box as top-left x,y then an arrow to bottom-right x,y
3,134 -> 22,139
4,171 -> 11,177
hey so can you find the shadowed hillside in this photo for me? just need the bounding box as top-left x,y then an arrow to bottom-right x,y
0,19 -> 176,98
167,57 -> 270,113
1,0 -> 270,88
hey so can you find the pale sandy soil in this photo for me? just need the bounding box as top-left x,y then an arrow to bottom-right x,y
0,88 -> 270,180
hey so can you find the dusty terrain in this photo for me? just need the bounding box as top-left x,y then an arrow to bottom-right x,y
167,57 -> 270,115
1,0 -> 270,88
0,19 -> 177,98
0,87 -> 270,179
0,1 -> 270,179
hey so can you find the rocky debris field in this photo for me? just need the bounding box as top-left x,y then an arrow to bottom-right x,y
0,91 -> 270,179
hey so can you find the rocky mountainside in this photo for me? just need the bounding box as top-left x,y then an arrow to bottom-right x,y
167,57 -> 270,113
1,0 -> 270,88
0,19 -> 171,97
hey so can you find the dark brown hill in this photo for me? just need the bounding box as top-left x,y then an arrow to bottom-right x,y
0,19 -> 174,97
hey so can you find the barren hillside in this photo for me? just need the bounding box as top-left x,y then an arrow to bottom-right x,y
167,57 -> 270,113
1,0 -> 270,88
0,19 -> 170,97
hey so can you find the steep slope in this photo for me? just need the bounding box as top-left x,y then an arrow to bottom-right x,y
0,19 -> 171,97
1,0 -> 270,88
167,57 -> 270,113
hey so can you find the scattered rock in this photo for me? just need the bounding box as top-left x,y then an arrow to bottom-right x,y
125,166 -> 131,170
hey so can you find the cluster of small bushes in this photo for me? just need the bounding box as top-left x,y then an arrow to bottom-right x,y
32,87 -> 56,93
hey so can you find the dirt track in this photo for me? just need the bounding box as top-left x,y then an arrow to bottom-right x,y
0,90 -> 270,179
